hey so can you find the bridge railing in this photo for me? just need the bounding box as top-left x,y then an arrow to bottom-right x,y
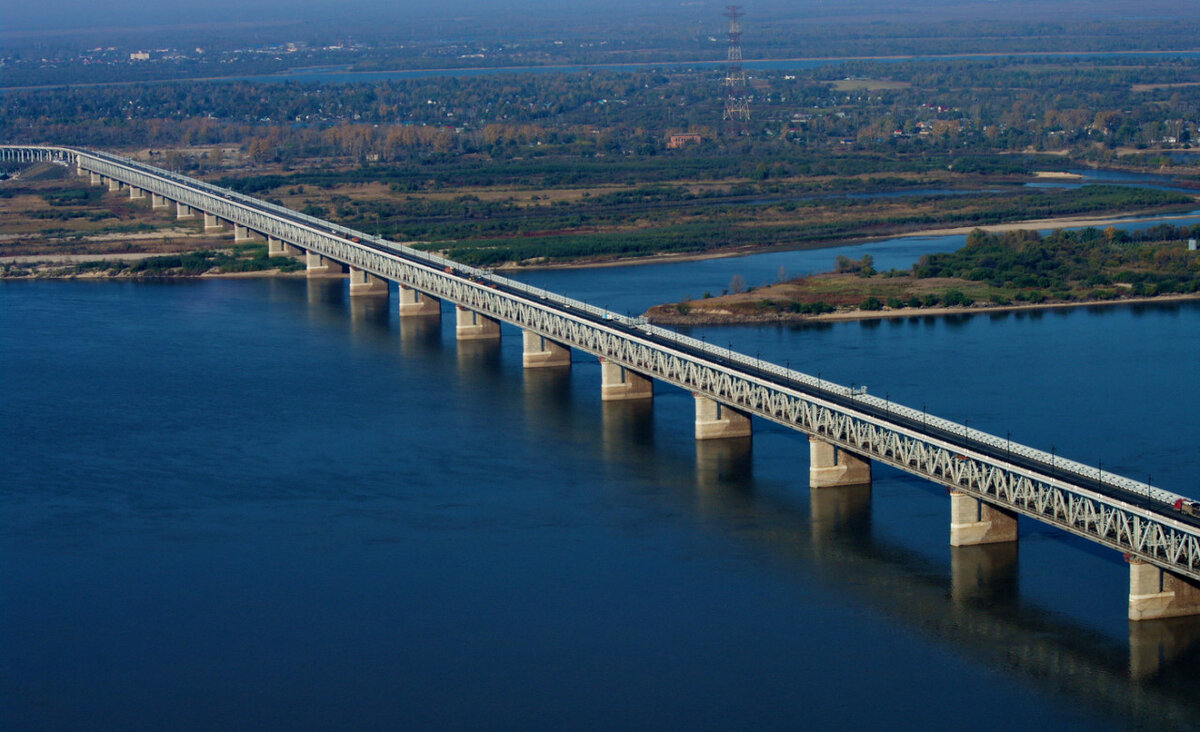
3,144 -> 1183,512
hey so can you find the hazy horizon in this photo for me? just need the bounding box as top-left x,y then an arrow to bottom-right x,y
7,0 -> 1198,35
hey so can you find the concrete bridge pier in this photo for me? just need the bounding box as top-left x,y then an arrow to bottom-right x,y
949,491 -> 1018,546
203,212 -> 224,231
305,251 -> 343,277
809,438 -> 872,488
1128,559 -> 1200,621
348,267 -> 389,297
398,285 -> 440,318
151,193 -> 170,209
129,186 -> 145,200
176,202 -> 195,219
694,395 -> 752,440
522,331 -> 570,368
89,171 -> 101,186
455,306 -> 501,340
599,359 -> 653,401
267,236 -> 302,258
107,178 -> 122,192
233,224 -> 257,242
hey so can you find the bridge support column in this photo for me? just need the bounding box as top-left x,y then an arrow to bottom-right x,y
348,267 -> 389,297
809,438 -> 872,488
129,186 -> 145,200
949,491 -> 1017,546
233,224 -> 257,242
151,193 -> 169,209
600,359 -> 653,401
456,306 -> 500,341
107,178 -> 122,192
522,331 -> 570,368
267,236 -> 302,257
306,251 -> 343,277
398,285 -> 440,317
89,171 -> 101,186
204,212 -> 223,231
694,395 -> 751,440
176,201 -> 194,219
1129,559 -> 1200,621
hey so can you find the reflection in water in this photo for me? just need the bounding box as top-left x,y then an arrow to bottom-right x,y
305,278 -> 344,307
808,483 -> 871,547
694,437 -> 753,497
522,365 -> 574,436
600,399 -> 655,464
1129,616 -> 1200,680
455,338 -> 502,385
398,314 -> 442,357
348,296 -> 390,331
677,461 -> 1200,727
950,542 -> 1019,606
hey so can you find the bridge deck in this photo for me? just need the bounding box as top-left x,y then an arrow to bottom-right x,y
4,144 -> 1198,583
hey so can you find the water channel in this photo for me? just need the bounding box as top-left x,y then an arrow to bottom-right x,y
3,209 -> 1199,728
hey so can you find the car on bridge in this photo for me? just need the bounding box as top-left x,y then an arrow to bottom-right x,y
1175,499 -> 1200,518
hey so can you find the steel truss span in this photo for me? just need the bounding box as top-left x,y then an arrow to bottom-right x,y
5,144 -> 1197,581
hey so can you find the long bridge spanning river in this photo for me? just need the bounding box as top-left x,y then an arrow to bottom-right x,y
5,144 -> 1199,621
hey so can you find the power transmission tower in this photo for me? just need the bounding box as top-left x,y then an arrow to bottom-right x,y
722,5 -> 750,132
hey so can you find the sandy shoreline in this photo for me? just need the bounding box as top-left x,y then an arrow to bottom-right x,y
647,293 -> 1200,326
499,207 -> 1200,271
6,205 -> 1199,284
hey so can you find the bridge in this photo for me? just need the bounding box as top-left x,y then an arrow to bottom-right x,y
5,144 -> 1199,621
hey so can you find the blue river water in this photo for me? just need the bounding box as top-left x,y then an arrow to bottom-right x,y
225,51 -> 1200,85
3,228 -> 1200,729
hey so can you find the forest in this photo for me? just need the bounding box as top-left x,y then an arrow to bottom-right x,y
4,57 -> 1200,161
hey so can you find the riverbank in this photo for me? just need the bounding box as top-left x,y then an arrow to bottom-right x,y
645,292 -> 1200,326
501,207 -> 1200,271
5,201 -> 1199,281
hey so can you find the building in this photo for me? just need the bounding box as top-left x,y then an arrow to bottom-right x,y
666,133 -> 702,149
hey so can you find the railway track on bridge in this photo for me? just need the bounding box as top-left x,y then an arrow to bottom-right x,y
5,144 -> 1198,617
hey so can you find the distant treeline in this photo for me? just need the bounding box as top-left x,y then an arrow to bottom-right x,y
4,56 -> 1199,162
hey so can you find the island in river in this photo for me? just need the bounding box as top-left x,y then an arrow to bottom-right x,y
644,226 -> 1200,325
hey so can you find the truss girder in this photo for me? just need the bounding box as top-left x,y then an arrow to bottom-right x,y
5,145 -> 1196,580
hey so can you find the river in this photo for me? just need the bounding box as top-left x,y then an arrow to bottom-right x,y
222,50 -> 1200,85
2,227 -> 1199,729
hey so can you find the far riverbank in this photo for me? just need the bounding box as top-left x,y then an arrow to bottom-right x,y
645,292 -> 1200,326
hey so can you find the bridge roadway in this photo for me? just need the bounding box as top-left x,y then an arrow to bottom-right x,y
4,144 -> 1199,620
